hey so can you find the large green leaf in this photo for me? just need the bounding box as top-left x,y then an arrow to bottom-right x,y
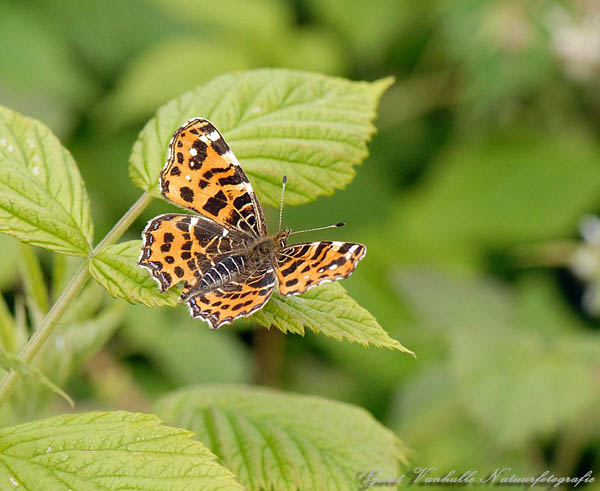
254,282 -> 414,354
0,106 -> 93,255
129,69 -> 392,207
0,411 -> 243,490
155,385 -> 406,491
89,240 -> 181,308
0,350 -> 72,407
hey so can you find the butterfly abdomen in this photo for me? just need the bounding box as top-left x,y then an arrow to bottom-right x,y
197,255 -> 245,292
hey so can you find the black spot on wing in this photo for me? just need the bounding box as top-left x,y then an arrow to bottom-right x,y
218,174 -> 241,186
294,244 -> 311,257
310,242 -> 330,260
180,187 -> 194,203
281,260 -> 299,276
203,167 -> 230,180
233,193 -> 252,210
212,138 -> 229,155
203,195 -> 227,216
338,243 -> 353,254
191,140 -> 207,164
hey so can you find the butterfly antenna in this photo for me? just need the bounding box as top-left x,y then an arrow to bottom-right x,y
289,222 -> 345,236
278,175 -> 287,232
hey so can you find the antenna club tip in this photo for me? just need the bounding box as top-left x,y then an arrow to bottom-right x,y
282,175 -> 287,184
336,222 -> 345,227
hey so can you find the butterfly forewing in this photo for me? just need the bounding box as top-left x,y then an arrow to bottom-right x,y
139,213 -> 248,294
275,241 -> 366,296
187,266 -> 276,328
160,118 -> 266,238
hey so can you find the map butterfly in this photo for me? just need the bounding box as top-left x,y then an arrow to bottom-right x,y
139,118 -> 366,328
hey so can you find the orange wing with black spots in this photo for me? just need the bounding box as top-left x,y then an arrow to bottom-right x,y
187,266 -> 276,328
160,118 -> 266,238
275,241 -> 366,296
139,213 -> 248,294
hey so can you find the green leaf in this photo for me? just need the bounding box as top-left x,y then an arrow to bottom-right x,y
17,243 -> 49,325
130,69 -> 393,207
0,411 -> 243,490
0,234 -> 19,292
0,295 -> 16,353
89,240 -> 181,308
0,105 -> 93,256
253,282 -> 414,354
154,385 -> 406,491
0,350 -> 73,407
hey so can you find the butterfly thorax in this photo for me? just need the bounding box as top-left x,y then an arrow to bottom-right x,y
249,229 -> 290,264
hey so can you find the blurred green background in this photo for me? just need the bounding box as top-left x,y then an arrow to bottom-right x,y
1,0 -> 599,483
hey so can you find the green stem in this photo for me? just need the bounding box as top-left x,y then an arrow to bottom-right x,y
93,192 -> 153,252
0,294 -> 16,353
0,192 -> 153,407
253,327 -> 285,386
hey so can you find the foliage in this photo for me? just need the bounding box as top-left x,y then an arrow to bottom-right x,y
0,0 -> 599,487
0,349 -> 72,407
0,411 -> 243,489
155,385 -> 405,490
130,69 -> 392,206
0,106 -> 92,256
0,62 -> 406,488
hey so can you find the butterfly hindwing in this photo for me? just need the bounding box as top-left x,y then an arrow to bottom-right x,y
139,213 -> 248,293
160,118 -> 266,237
187,266 -> 276,328
275,241 -> 366,296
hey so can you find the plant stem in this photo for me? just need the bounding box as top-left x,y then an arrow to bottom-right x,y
253,327 -> 285,386
0,264 -> 90,406
0,192 -> 153,407
93,192 -> 153,251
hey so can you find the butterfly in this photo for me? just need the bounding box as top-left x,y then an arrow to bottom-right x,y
139,118 -> 366,328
